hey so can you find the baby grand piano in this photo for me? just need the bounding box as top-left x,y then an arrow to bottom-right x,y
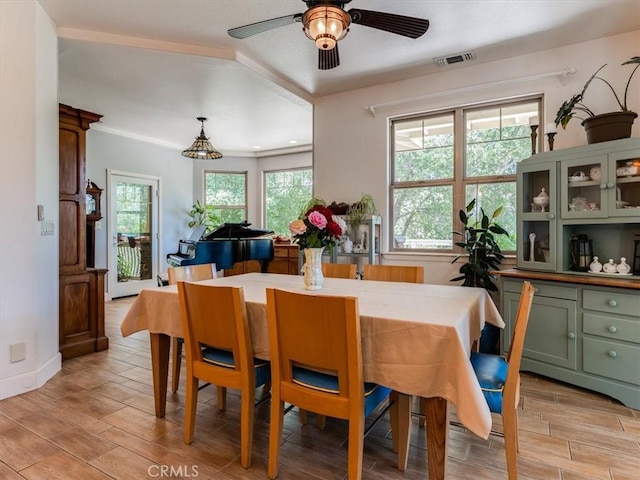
167,221 -> 274,272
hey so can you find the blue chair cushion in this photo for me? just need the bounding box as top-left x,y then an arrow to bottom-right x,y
470,351 -> 508,414
202,347 -> 271,387
292,366 -> 391,417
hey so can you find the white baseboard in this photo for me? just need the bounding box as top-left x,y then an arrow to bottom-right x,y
0,352 -> 61,400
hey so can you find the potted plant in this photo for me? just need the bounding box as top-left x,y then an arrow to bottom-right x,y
555,56 -> 640,144
345,193 -> 377,233
451,199 -> 510,353
187,200 -> 220,234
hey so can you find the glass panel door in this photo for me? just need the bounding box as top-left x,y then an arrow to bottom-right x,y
108,172 -> 159,298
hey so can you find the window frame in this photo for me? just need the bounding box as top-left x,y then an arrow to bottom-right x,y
203,170 -> 248,223
389,95 -> 542,253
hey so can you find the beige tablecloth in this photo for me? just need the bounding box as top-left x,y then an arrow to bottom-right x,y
121,273 -> 504,439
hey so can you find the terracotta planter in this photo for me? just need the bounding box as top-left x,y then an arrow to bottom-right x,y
581,111 -> 637,144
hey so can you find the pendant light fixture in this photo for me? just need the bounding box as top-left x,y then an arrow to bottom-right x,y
181,117 -> 223,159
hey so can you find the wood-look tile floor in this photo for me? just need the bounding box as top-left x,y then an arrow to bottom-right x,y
1,297 -> 639,479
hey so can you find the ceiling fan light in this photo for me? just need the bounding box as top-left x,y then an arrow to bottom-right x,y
181,117 -> 223,160
303,5 -> 350,50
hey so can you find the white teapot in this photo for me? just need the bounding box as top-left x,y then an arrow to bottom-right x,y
603,259 -> 617,274
589,256 -> 602,273
617,257 -> 631,274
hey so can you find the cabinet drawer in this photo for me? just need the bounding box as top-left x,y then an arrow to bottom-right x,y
503,279 -> 577,300
583,289 -> 640,317
274,247 -> 290,258
583,313 -> 640,345
583,337 -> 640,386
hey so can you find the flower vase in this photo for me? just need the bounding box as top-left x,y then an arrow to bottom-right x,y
302,247 -> 324,290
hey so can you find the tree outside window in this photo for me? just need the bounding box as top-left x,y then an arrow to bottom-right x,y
204,171 -> 247,225
391,97 -> 541,252
264,168 -> 313,236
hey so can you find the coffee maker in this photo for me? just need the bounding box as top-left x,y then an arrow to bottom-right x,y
569,234 -> 593,272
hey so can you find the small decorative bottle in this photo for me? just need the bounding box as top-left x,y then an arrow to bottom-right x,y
617,257 -> 631,274
603,259 -> 617,274
589,256 -> 602,273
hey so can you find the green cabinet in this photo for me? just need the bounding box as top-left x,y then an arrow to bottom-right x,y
516,138 -> 640,276
500,273 -> 640,409
510,138 -> 640,409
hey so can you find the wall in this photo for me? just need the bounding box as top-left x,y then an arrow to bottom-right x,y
313,31 -> 640,284
0,0 -> 60,399
87,131 -> 193,279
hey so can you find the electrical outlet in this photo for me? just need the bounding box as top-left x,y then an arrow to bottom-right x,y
95,220 -> 102,230
10,342 -> 26,363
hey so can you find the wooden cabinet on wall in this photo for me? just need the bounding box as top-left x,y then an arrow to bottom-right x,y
59,104 -> 108,360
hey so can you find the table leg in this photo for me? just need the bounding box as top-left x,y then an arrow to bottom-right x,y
150,332 -> 170,418
424,397 -> 449,480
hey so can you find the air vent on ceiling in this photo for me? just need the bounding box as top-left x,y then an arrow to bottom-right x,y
434,51 -> 476,67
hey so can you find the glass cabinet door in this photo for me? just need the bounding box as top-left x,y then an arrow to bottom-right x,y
517,161 -> 557,271
609,150 -> 640,217
560,155 -> 607,219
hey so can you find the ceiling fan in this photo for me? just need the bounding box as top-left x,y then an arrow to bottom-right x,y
228,0 -> 430,70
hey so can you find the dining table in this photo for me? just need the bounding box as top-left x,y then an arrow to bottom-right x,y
120,272 -> 505,480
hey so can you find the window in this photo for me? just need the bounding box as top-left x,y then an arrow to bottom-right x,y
390,97 -> 541,252
204,171 -> 247,225
264,168 -> 313,236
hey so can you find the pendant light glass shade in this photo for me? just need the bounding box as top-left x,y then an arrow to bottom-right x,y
181,117 -> 223,159
303,5 -> 350,50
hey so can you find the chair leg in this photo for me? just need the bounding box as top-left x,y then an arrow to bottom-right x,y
418,397 -> 427,427
316,414 -> 326,430
268,394 -> 284,479
347,411 -> 365,480
390,392 -> 411,471
183,375 -> 199,444
171,337 -> 182,393
239,388 -> 255,469
299,408 -> 308,425
217,386 -> 227,411
502,407 -> 519,480
261,381 -> 272,401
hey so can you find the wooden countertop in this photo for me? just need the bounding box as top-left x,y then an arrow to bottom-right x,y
496,269 -> 640,290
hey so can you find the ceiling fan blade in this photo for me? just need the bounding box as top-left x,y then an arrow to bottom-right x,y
319,44 -> 340,70
228,14 -> 302,39
348,9 -> 429,39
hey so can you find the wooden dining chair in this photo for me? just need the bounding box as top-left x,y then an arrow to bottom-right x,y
265,288 -> 408,480
321,262 -> 357,279
167,263 -> 217,393
470,281 -> 535,479
177,281 -> 270,469
362,264 -> 424,283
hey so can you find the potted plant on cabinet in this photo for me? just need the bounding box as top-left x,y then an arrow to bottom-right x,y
555,56 -> 639,144
451,199 -> 510,353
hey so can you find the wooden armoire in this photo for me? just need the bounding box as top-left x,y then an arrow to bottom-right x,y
59,104 -> 108,360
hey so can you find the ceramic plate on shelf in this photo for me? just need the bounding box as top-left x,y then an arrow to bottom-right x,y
569,176 -> 590,182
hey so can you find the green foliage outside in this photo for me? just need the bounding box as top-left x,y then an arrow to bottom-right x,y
116,182 -> 151,235
204,172 -> 247,226
393,117 -> 529,251
265,169 -> 313,236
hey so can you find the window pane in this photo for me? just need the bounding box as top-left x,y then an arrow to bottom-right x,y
465,182 -> 517,251
204,172 -> 247,225
394,114 -> 454,181
212,208 -> 245,224
205,172 -> 246,206
393,186 -> 453,249
265,169 -> 313,236
465,102 -> 537,177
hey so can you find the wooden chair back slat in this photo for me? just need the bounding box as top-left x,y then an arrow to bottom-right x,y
363,264 -> 424,283
168,263 -> 217,285
322,263 -> 357,279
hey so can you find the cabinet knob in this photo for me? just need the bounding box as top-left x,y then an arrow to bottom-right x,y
608,350 -> 617,358
599,183 -> 607,190
547,213 -> 555,219
608,326 -> 617,333
533,286 -> 540,294
608,300 -> 617,307
568,332 -> 575,339
607,182 -> 615,189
